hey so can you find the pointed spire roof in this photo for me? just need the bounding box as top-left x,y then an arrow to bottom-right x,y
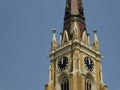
62,30 -> 69,44
63,0 -> 86,40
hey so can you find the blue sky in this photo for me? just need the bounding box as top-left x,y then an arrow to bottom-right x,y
0,0 -> 120,90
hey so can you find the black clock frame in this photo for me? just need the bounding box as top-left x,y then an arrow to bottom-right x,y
57,56 -> 68,71
84,57 -> 94,71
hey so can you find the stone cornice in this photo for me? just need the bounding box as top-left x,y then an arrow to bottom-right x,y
50,39 -> 101,61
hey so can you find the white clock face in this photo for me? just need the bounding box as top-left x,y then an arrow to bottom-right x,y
84,57 -> 94,71
57,57 -> 68,71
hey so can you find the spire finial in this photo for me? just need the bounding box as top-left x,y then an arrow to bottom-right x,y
93,29 -> 99,51
52,29 -> 56,33
51,29 -> 57,50
87,33 -> 91,45
93,29 -> 99,42
52,29 -> 57,42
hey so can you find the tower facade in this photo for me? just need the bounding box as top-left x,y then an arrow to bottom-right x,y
45,0 -> 108,90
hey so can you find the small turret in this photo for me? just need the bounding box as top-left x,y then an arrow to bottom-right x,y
87,33 -> 91,45
60,33 -> 63,45
51,29 -> 57,50
93,30 -> 99,51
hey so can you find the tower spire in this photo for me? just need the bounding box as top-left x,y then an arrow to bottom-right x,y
45,1 -> 108,90
63,0 -> 86,40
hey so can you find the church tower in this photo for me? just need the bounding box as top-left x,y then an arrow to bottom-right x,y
45,0 -> 108,90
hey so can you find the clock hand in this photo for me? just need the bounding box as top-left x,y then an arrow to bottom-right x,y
62,58 -> 63,64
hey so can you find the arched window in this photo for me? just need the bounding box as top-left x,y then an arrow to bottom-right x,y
85,74 -> 94,90
85,79 -> 92,90
61,79 -> 69,90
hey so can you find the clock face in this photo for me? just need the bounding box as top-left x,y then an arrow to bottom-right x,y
57,57 -> 68,71
84,57 -> 94,71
